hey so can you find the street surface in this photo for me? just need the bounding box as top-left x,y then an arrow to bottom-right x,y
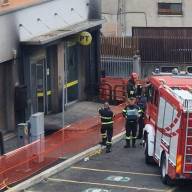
26,139 -> 192,192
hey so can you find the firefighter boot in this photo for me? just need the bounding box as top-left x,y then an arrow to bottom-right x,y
132,138 -> 136,148
100,138 -> 107,146
124,139 -> 130,148
106,144 -> 112,153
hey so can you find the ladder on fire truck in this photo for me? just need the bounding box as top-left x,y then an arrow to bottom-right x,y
184,98 -> 192,173
172,89 -> 192,173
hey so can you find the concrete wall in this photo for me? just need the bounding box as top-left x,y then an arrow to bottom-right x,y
101,0 -> 192,36
0,0 -> 89,63
0,14 -> 18,63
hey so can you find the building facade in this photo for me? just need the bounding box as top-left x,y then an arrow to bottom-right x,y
102,0 -> 192,36
102,0 -> 192,76
0,0 -> 102,133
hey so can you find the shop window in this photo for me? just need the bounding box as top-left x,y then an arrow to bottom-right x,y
158,3 -> 182,15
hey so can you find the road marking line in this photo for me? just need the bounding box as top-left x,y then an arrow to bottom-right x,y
48,178 -> 167,192
71,166 -> 161,177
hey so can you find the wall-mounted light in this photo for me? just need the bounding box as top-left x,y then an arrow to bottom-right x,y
12,49 -> 17,59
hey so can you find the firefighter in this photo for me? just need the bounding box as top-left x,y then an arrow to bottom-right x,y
98,102 -> 114,153
127,72 -> 139,103
122,97 -> 141,148
127,73 -> 142,106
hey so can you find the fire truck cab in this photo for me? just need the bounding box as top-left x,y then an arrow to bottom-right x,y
144,72 -> 192,185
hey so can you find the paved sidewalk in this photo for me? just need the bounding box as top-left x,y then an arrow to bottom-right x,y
4,101 -> 102,153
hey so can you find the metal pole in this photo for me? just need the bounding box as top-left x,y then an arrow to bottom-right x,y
0,131 -> 5,155
62,79 -> 65,128
62,44 -> 67,128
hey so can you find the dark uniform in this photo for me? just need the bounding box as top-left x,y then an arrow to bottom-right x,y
137,95 -> 147,139
122,104 -> 141,148
99,106 -> 114,153
127,79 -> 137,99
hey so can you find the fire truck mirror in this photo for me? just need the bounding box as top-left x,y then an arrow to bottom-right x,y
146,84 -> 153,102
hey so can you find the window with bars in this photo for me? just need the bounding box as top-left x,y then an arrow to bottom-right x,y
158,3 -> 182,15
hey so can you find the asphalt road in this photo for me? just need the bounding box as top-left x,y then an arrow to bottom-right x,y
26,139 -> 192,192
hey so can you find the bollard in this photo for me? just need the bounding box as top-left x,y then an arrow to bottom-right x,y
0,131 -> 5,155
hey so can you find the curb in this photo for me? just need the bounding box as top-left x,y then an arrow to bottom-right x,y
6,131 -> 125,192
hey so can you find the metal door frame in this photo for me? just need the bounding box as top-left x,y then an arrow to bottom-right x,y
64,41 -> 79,106
30,57 -> 51,114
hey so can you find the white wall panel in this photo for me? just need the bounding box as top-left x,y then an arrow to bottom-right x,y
102,0 -> 192,36
0,14 -> 19,63
0,0 -> 89,62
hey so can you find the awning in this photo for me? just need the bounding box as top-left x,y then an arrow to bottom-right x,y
21,19 -> 104,45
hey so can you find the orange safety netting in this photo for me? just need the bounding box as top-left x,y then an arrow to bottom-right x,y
0,104 -> 126,190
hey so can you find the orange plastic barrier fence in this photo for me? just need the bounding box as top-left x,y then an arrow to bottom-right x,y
99,76 -> 145,103
99,77 -> 128,103
0,104 -> 126,190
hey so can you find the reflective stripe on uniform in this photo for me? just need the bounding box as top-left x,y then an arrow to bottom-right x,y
102,121 -> 114,125
101,133 -> 107,138
126,136 -> 132,140
106,141 -> 112,144
101,116 -> 113,120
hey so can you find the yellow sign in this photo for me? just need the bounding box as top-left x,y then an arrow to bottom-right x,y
78,31 -> 92,46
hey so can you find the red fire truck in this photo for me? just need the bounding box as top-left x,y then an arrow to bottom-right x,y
144,72 -> 192,185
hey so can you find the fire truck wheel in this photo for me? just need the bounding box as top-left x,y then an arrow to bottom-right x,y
145,137 -> 153,164
161,153 -> 168,184
160,153 -> 175,185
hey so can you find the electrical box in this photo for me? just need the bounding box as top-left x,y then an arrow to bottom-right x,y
29,112 -> 45,163
17,123 -> 29,147
30,112 -> 44,142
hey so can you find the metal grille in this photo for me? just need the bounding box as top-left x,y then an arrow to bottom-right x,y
101,56 -> 133,77
100,36 -> 137,77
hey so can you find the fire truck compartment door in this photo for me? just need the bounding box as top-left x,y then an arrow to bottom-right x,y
156,96 -> 180,165
155,97 -> 166,160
